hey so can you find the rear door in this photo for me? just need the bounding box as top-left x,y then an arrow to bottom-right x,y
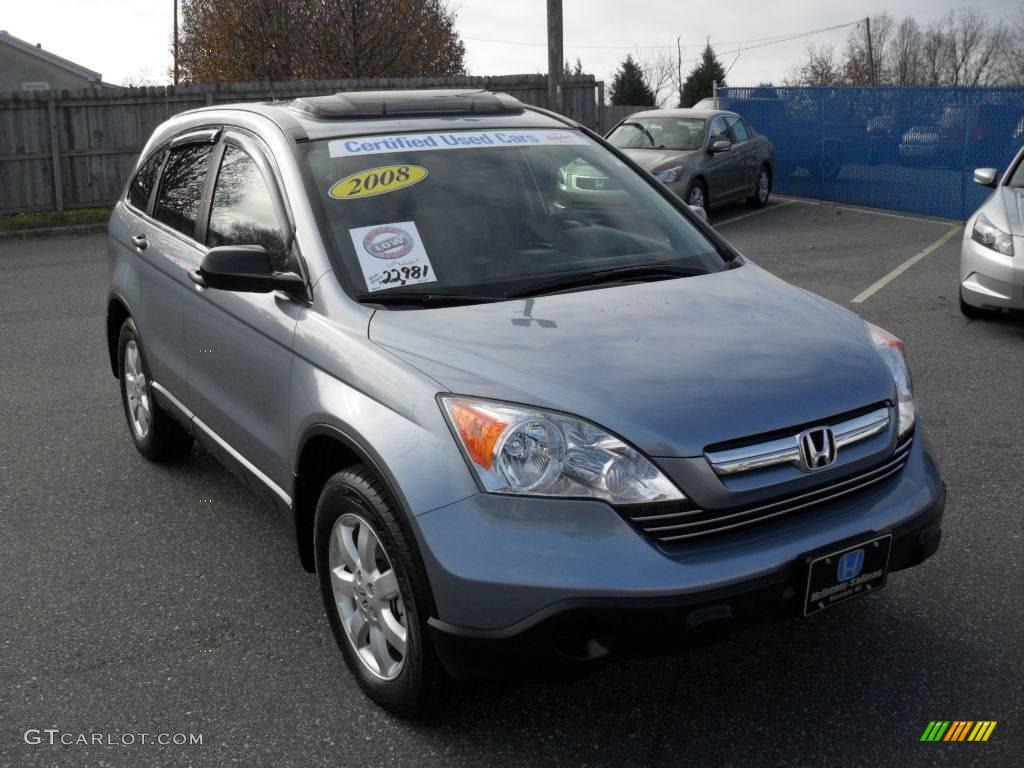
184,130 -> 305,498
703,115 -> 743,204
130,131 -> 219,399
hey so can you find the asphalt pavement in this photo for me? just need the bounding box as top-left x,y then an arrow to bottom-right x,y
1,200 -> 1022,767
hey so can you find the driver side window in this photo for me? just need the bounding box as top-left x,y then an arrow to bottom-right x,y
709,116 -> 731,145
207,145 -> 289,271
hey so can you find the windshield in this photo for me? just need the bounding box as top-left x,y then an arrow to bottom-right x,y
1010,154 -> 1024,188
303,128 -> 726,304
607,118 -> 707,151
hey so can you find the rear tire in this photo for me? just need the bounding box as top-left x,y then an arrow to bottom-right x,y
747,166 -> 771,208
117,317 -> 193,461
314,465 -> 449,715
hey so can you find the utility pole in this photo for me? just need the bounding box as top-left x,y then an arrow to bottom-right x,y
547,0 -> 563,114
676,36 -> 682,107
173,0 -> 179,87
864,16 -> 875,85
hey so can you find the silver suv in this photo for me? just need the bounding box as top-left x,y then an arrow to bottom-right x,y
107,90 -> 945,714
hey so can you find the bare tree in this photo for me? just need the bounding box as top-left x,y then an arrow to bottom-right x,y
121,68 -> 159,88
945,7 -> 1005,85
786,43 -> 841,86
890,17 -> 922,85
635,49 -> 677,108
841,13 -> 894,84
1007,2 -> 1024,83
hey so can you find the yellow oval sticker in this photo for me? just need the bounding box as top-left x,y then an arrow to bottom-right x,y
329,165 -> 428,200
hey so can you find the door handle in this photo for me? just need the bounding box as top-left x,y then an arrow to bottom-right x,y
131,234 -> 148,250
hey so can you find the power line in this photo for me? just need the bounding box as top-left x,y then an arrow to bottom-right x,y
462,20 -> 860,52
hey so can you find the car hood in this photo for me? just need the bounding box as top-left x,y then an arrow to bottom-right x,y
621,148 -> 700,172
369,264 -> 895,457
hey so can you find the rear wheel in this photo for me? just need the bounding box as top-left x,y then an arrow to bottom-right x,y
314,465 -> 448,715
117,318 -> 193,461
747,166 -> 771,208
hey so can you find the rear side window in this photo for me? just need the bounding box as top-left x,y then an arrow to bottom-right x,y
128,151 -> 163,212
153,143 -> 214,238
207,145 -> 288,270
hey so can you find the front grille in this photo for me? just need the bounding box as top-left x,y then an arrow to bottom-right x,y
621,437 -> 914,544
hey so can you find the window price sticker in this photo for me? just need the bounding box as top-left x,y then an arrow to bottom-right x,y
348,221 -> 437,292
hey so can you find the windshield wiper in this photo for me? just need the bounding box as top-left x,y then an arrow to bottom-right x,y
620,121 -> 658,148
356,290 -> 501,307
504,264 -> 706,299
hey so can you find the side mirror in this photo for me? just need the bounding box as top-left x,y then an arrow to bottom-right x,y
973,168 -> 999,188
689,204 -> 708,223
710,139 -> 732,154
191,245 -> 305,294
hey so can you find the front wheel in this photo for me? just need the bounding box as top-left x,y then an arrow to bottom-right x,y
747,166 -> 771,208
685,179 -> 708,214
314,465 -> 448,715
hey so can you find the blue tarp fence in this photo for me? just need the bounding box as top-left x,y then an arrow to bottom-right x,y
718,85 -> 1024,220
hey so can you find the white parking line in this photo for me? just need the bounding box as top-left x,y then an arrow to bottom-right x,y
834,205 -> 954,227
714,199 -> 795,227
850,225 -> 963,304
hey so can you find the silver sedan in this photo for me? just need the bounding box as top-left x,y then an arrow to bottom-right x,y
606,108 -> 775,213
960,149 -> 1024,317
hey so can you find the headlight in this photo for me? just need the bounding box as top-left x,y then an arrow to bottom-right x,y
440,396 -> 684,504
971,213 -> 1014,256
655,166 -> 685,184
866,322 -> 915,438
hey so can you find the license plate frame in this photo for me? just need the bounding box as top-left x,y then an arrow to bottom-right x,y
802,533 -> 893,617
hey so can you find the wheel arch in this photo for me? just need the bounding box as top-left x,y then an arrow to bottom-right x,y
292,423 -> 420,576
106,293 -> 133,378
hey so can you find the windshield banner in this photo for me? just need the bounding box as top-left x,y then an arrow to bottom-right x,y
328,129 -> 590,158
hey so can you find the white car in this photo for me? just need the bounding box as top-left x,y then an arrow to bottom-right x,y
960,149 -> 1024,317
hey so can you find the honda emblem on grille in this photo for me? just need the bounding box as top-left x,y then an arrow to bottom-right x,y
797,427 -> 837,470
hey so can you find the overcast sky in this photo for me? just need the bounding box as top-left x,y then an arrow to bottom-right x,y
4,0 -> 1020,91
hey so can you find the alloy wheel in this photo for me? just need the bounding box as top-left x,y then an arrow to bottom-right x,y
328,513 -> 408,680
758,170 -> 770,202
688,185 -> 705,209
123,340 -> 152,438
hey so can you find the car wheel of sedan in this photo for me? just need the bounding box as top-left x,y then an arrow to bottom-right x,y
748,166 -> 771,208
686,180 -> 708,213
117,317 -> 193,461
314,465 -> 448,715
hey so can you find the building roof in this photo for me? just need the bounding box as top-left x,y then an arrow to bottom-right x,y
0,29 -> 104,83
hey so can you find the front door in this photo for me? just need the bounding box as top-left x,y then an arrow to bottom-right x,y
184,132 -> 304,500
703,115 -> 744,204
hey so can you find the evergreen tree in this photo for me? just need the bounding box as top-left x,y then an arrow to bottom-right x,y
609,54 -> 655,106
680,42 -> 726,107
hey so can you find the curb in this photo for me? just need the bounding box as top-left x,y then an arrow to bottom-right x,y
0,222 -> 108,241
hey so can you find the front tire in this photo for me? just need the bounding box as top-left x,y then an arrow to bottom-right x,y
314,465 -> 448,715
117,318 -> 193,461
686,179 -> 708,214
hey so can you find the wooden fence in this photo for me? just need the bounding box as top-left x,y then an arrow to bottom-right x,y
0,74 -> 607,215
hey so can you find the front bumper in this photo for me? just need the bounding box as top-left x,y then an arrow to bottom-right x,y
413,435 -> 945,678
428,484 -> 944,679
960,230 -> 1024,310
